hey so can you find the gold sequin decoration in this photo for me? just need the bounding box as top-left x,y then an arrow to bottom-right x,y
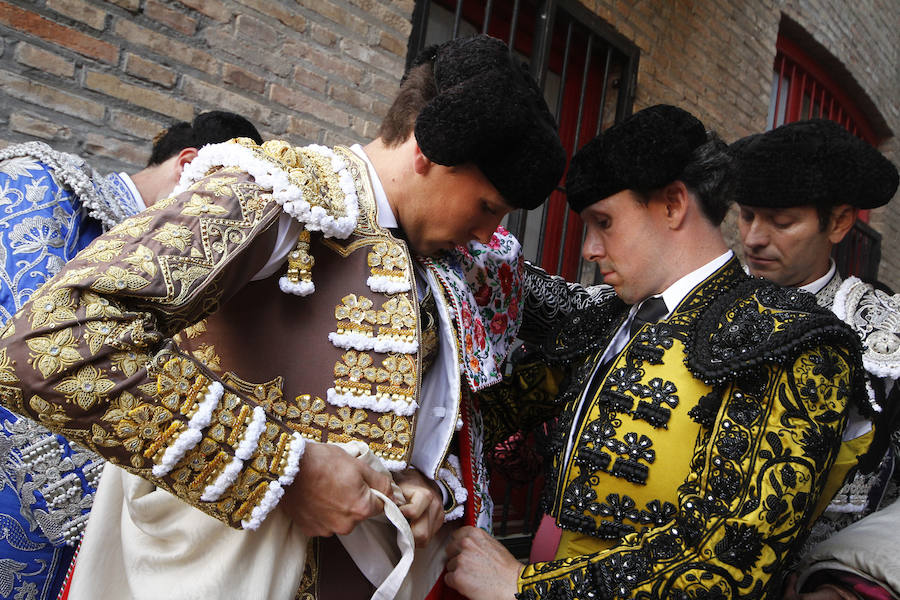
367,241 -> 409,282
375,296 -> 416,344
334,294 -> 376,337
285,230 -> 315,289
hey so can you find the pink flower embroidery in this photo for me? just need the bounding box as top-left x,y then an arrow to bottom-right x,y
474,319 -> 486,349
461,302 -> 473,328
498,262 -> 513,296
508,296 -> 519,321
490,313 -> 508,334
474,284 -> 491,307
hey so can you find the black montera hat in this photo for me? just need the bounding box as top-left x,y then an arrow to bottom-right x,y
565,104 -> 708,213
410,35 -> 565,210
730,119 -> 898,210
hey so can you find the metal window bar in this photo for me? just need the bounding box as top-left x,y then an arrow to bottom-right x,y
451,0 -> 463,37
555,32 -> 594,278
773,54 -> 786,126
482,0 -> 494,33
508,0 -> 521,49
533,18 -> 574,267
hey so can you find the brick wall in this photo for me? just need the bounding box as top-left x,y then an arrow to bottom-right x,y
0,0 -> 412,171
580,0 -> 900,289
2,0 -> 897,288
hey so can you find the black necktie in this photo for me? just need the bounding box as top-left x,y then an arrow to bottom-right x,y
629,296 -> 668,338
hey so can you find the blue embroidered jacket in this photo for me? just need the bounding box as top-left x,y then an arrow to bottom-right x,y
0,144 -> 140,600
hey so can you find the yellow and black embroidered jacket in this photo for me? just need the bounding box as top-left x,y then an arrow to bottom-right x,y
506,257 -> 870,599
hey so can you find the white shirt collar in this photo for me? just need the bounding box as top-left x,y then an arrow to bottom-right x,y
639,250 -> 734,318
117,172 -> 146,212
799,259 -> 837,295
349,144 -> 398,229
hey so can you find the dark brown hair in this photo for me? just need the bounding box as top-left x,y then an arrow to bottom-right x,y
377,63 -> 437,147
148,111 -> 263,166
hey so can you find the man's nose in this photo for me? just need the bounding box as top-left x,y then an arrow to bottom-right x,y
743,221 -> 769,248
582,230 -> 605,262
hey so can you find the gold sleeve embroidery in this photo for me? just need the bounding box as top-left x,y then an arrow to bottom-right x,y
0,169 -> 301,529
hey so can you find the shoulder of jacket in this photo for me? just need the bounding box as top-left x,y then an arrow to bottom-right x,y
175,139 -> 361,240
686,276 -> 862,383
832,276 -> 900,379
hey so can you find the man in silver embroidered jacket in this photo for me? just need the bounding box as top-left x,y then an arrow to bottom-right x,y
0,111 -> 262,600
0,35 -> 566,598
443,105 -> 873,599
731,119 -> 900,599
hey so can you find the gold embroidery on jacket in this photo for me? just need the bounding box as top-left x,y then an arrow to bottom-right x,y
29,288 -> 77,328
107,214 -> 153,238
123,244 -> 158,277
332,351 -> 416,402
247,140 -> 351,221
153,223 -> 194,252
329,405 -> 367,436
44,266 -> 95,294
53,365 -> 115,411
82,320 -> 119,354
26,329 -> 82,377
79,239 -> 127,262
376,354 -> 416,400
91,266 -> 151,294
182,319 -> 208,339
222,373 -> 298,419
192,343 -> 221,372
285,230 -> 315,289
0,348 -> 19,385
28,395 -> 69,429
333,350 -> 375,395
183,194 -> 230,217
325,410 -> 410,462
368,241 -> 409,283
101,391 -> 174,468
293,394 -> 329,438
335,294 -> 376,337
376,296 -> 416,342
109,350 -> 148,376
83,292 -> 124,319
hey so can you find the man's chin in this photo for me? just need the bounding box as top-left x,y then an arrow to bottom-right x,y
747,259 -> 779,275
414,244 -> 452,258
748,264 -> 793,286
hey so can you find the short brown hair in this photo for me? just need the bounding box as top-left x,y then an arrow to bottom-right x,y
378,63 -> 437,147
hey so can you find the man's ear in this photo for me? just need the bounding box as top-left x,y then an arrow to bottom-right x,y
174,147 -> 199,180
827,204 -> 858,244
661,180 -> 690,229
412,142 -> 432,175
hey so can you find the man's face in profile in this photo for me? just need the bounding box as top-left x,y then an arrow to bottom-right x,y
401,161 -> 512,257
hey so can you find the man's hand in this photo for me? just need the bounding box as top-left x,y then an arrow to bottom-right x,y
445,526 -> 523,600
782,573 -> 860,600
394,467 -> 444,547
280,442 -> 393,537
